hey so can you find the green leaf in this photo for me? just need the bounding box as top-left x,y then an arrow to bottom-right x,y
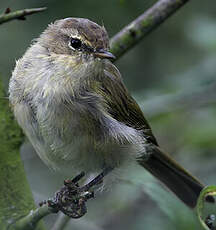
196,186 -> 216,230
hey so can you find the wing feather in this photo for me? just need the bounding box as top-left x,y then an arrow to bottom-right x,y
94,61 -> 158,146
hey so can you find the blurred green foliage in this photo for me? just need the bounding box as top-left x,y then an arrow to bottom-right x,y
1,0 -> 216,229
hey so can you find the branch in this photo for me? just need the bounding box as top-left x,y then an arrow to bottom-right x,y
10,204 -> 53,230
110,0 -> 190,59
9,170 -> 101,229
0,7 -> 47,25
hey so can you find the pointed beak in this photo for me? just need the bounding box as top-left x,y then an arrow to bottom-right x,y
94,49 -> 116,60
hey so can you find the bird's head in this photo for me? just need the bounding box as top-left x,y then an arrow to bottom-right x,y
38,17 -> 115,61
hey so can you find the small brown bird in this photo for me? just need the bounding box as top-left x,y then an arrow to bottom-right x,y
9,17 -> 205,208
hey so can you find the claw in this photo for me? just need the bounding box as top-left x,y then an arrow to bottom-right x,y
39,168 -> 112,218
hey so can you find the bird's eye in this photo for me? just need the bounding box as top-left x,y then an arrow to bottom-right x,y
70,38 -> 82,50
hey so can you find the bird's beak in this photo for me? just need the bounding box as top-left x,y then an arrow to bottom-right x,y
94,49 -> 116,60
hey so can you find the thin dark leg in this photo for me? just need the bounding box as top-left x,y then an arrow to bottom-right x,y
79,167 -> 113,192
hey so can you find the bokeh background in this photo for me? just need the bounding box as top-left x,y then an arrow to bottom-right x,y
1,0 -> 216,229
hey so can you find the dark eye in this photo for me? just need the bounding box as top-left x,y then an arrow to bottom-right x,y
70,38 -> 82,50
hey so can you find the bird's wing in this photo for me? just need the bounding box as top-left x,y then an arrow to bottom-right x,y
94,60 -> 158,146
92,61 -> 206,208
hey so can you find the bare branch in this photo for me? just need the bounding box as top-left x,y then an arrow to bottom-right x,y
0,7 -> 47,25
11,204 -> 54,230
110,0 -> 190,59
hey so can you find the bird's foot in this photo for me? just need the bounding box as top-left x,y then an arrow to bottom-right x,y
46,171 -> 93,218
39,167 -> 112,218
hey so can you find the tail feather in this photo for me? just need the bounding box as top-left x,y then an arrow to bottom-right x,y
137,146 -> 204,208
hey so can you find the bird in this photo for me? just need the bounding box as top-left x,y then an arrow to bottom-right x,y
9,17 -> 205,209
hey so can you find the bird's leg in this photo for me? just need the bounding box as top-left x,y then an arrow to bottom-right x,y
79,166 -> 113,193
44,167 -> 113,218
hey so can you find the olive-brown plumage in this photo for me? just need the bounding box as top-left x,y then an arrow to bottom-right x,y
9,17 -> 204,208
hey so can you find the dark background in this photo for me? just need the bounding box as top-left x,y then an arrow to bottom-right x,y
1,0 -> 216,229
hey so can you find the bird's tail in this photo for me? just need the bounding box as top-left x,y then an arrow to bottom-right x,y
137,146 -> 205,208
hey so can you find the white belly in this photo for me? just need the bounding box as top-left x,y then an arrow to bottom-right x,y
14,100 -> 145,177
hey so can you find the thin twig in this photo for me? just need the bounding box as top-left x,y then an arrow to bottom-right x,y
110,0 -> 190,59
0,7 -> 47,25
